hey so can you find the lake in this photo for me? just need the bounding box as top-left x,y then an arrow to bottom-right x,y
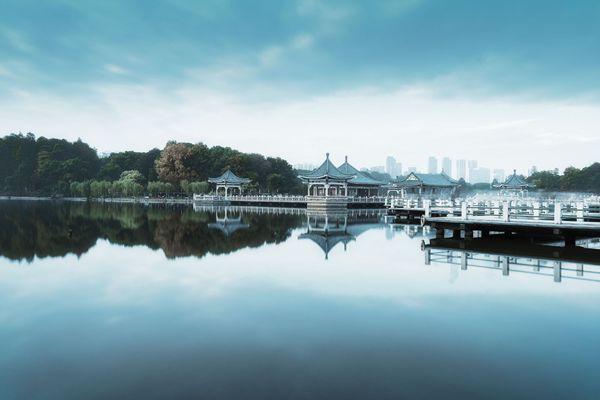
1,200 -> 600,399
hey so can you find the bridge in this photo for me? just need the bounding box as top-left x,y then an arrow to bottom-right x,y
394,198 -> 600,243
193,194 -> 386,209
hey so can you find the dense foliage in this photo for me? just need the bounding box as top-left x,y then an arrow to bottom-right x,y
154,141 -> 303,193
0,133 -> 100,195
528,164 -> 600,192
0,134 -> 303,196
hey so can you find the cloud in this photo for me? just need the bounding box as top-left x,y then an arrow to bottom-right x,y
104,64 -> 129,75
0,0 -> 599,172
0,0 -> 599,100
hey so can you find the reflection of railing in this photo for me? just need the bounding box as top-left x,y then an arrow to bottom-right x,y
423,237 -> 600,283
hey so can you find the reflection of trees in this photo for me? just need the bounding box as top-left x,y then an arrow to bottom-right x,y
0,201 -> 303,261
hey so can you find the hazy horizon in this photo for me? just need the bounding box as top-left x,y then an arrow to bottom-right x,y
1,0 -> 599,174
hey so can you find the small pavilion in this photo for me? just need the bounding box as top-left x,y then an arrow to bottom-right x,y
208,170 -> 251,197
493,170 -> 535,195
338,156 -> 383,196
387,172 -> 458,198
299,153 -> 354,196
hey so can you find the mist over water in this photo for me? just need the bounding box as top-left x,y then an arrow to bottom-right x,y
1,200 -> 600,400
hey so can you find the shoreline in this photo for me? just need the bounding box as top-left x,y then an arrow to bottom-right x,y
0,196 -> 194,204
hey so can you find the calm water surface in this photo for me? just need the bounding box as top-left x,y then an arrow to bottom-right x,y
1,200 -> 600,399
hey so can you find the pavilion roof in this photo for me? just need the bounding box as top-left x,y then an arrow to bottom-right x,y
395,172 -> 458,188
338,157 -> 383,186
299,153 -> 354,181
208,170 -> 251,185
494,170 -> 534,189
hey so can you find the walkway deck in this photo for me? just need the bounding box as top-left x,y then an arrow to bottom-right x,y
385,198 -> 600,240
193,194 -> 386,209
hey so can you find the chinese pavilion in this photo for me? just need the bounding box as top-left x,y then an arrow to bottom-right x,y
208,170 -> 251,197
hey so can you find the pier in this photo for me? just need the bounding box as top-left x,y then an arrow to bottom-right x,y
417,199 -> 600,243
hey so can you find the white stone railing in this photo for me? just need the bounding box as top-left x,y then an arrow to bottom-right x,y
413,199 -> 600,225
193,194 -> 387,204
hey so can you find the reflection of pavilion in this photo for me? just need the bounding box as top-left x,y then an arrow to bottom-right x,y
207,208 -> 249,236
299,210 -> 386,259
299,211 -> 354,259
423,237 -> 600,283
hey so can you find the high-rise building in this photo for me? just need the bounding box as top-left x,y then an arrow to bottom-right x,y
385,156 -> 402,178
468,160 -> 478,182
456,159 -> 467,181
427,156 -> 438,174
493,169 -> 505,183
386,156 -> 396,175
442,157 -> 452,176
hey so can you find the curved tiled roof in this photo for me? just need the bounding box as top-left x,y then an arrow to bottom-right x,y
494,170 -> 534,189
208,170 -> 251,184
395,172 -> 458,188
338,157 -> 383,186
299,153 -> 354,181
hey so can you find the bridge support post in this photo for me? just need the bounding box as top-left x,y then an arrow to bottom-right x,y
533,201 -> 540,220
576,202 -> 584,222
461,252 -> 468,270
501,256 -> 509,276
435,228 -> 445,239
423,199 -> 431,218
502,201 -> 510,222
577,263 -> 584,276
424,248 -> 430,265
554,261 -> 562,283
461,202 -> 468,220
554,202 -> 562,224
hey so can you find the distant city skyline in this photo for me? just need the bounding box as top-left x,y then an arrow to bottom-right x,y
295,153 -> 556,183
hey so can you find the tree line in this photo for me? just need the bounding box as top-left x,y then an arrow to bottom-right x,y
527,163 -> 600,192
0,133 -> 304,197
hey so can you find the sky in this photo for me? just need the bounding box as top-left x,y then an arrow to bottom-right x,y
1,0 -> 599,174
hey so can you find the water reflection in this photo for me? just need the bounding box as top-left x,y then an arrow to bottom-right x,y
424,236 -> 600,283
2,201 -> 600,399
0,201 -> 303,261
